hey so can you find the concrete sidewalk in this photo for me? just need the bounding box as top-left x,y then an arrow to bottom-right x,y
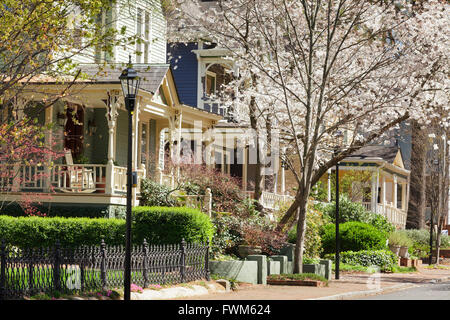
170,266 -> 450,300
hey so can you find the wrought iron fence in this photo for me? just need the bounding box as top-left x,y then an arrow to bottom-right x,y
0,239 -> 210,300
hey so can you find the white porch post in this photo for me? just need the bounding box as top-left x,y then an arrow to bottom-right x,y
43,106 -> 53,192
131,98 -> 141,206
381,174 -> 386,209
105,92 -> 119,195
327,168 -> 331,202
371,171 -> 379,213
393,175 -> 398,209
401,182 -> 407,211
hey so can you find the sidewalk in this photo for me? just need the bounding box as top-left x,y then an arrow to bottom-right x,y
169,266 -> 450,300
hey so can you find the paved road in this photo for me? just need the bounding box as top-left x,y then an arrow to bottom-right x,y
357,281 -> 450,300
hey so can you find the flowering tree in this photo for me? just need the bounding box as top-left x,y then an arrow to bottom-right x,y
169,0 -> 449,272
0,0 -> 136,215
0,118 -> 63,216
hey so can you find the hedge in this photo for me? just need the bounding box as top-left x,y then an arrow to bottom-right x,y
340,250 -> 398,269
0,216 -> 125,248
320,221 -> 387,254
0,206 -> 214,248
133,206 -> 214,244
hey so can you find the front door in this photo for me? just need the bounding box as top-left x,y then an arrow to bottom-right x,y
64,104 -> 84,161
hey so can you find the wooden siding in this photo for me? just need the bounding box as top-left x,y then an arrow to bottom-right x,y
167,42 -> 199,107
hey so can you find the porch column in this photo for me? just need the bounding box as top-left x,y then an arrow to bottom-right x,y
43,105 -> 53,192
203,126 -> 215,168
243,145 -> 248,192
393,175 -> 398,209
371,171 -> 379,213
381,174 -> 386,208
132,98 -> 141,206
104,92 -> 119,195
327,168 -> 331,202
401,181 -> 407,211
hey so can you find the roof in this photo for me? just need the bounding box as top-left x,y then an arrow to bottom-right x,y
348,145 -> 400,163
80,64 -> 170,94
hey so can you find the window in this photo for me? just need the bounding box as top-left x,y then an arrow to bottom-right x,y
136,8 -> 151,63
205,71 -> 216,96
94,8 -> 113,63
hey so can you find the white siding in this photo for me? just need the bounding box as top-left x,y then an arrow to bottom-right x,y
115,0 -> 167,64
70,0 -> 167,65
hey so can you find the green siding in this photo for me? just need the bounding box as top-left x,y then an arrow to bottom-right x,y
115,109 -> 128,166
91,108 -> 108,164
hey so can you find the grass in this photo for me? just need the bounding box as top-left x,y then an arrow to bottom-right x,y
424,264 -> 450,270
332,263 -> 417,274
267,273 -> 328,284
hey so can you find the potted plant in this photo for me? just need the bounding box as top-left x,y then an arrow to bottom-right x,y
388,231 -> 403,255
399,236 -> 413,258
389,231 -> 413,258
237,225 -> 263,259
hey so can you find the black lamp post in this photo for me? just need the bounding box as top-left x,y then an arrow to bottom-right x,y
119,58 -> 140,301
334,130 -> 344,280
429,158 -> 439,265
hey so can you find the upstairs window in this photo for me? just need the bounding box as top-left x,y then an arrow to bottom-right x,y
205,71 -> 216,96
136,8 -> 151,63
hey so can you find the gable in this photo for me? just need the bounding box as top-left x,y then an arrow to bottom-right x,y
393,150 -> 405,169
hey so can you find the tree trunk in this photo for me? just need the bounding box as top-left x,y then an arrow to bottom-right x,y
407,120 -> 427,229
293,203 -> 307,274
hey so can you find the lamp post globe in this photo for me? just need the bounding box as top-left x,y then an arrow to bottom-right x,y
119,59 -> 140,301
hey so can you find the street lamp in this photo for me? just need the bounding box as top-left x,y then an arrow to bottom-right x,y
119,58 -> 141,301
334,130 -> 344,280
429,158 -> 439,265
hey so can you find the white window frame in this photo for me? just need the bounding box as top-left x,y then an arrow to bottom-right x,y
136,8 -> 152,63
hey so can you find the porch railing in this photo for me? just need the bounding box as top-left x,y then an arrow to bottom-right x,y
261,191 -> 295,210
362,202 -> 406,229
0,164 -> 145,195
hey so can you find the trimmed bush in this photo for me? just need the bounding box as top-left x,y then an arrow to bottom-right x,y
0,206 -> 214,247
340,250 -> 398,269
0,216 -> 125,248
320,221 -> 387,254
132,206 -> 214,244
322,195 -> 395,236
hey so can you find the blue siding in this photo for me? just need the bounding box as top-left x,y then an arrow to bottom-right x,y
167,42 -> 198,107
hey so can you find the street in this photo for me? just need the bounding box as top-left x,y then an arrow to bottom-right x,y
357,281 -> 450,300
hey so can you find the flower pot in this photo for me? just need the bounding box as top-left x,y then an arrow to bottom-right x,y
389,244 -> 401,256
237,245 -> 262,259
399,246 -> 409,258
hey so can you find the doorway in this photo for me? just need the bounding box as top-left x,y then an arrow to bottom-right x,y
64,104 -> 84,161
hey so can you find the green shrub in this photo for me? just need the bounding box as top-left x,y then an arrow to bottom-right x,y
320,221 -> 387,254
0,206 -> 214,247
132,206 -> 214,244
210,213 -> 243,257
0,216 -> 126,248
388,230 -> 414,247
140,179 -> 176,207
0,202 -> 119,218
288,204 -> 329,258
339,250 -> 398,269
322,195 -> 395,236
323,195 -> 371,223
401,229 -> 450,247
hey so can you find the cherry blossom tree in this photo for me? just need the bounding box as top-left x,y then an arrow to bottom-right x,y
168,0 -> 449,272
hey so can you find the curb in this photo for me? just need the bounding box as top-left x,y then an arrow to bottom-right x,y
308,276 -> 450,300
